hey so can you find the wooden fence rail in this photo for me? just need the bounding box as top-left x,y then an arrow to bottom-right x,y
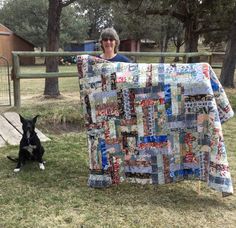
12,51 -> 214,108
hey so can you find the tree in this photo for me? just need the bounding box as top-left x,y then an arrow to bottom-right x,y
0,0 -> 48,49
60,6 -> 89,45
106,0 -> 235,62
203,1 -> 236,51
44,0 -> 78,97
0,0 -> 88,50
220,5 -> 236,88
75,0 -> 113,39
172,21 -> 185,62
111,2 -> 183,61
156,16 -> 183,62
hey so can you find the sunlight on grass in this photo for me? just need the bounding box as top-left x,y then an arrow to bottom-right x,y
19,77 -> 79,96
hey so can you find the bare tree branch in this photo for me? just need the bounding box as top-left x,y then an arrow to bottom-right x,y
61,0 -> 77,7
195,27 -> 228,34
125,0 -> 144,14
145,9 -> 186,22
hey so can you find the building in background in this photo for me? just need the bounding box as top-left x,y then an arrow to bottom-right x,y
64,40 -> 98,52
119,39 -> 140,52
0,24 -> 35,65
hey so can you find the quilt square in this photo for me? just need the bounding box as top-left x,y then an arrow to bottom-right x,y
77,55 -> 234,194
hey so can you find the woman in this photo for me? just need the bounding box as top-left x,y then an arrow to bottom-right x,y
98,27 -> 131,63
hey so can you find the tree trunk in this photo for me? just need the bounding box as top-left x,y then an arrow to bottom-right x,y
159,34 -> 169,63
174,45 -> 181,62
184,19 -> 199,63
44,0 -> 62,97
159,38 -> 164,63
174,35 -> 184,62
220,6 -> 236,88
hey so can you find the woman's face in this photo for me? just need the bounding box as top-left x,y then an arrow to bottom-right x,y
102,38 -> 116,53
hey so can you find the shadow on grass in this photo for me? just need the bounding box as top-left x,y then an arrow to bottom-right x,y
83,182 -> 232,212
1,154 -> 234,215
1,135 -> 234,214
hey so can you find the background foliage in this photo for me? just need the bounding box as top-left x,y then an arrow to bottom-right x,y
0,0 -> 89,49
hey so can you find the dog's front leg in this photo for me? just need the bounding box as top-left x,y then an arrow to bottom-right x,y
14,151 -> 24,172
14,162 -> 21,172
38,155 -> 45,170
39,162 -> 45,170
34,149 -> 45,170
40,146 -> 46,169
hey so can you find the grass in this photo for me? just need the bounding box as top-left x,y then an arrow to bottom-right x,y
0,117 -> 236,227
0,63 -> 236,227
21,64 -> 79,96
1,127 -> 236,227
225,89 -> 236,112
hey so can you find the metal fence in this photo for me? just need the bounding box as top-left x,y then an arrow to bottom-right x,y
0,56 -> 11,106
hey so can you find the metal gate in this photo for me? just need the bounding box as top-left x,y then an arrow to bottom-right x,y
0,56 -> 11,106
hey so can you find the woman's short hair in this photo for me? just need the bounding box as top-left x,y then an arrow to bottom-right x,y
99,28 -> 120,53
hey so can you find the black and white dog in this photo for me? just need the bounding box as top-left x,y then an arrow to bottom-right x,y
7,114 -> 45,172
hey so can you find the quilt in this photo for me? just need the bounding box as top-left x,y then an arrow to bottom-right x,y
77,55 -> 234,195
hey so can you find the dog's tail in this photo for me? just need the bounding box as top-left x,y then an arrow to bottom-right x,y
7,156 -> 18,162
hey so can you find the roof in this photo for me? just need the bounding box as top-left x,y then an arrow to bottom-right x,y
0,31 -> 11,35
140,39 -> 156,44
68,40 -> 97,44
0,23 -> 13,33
0,23 -> 35,47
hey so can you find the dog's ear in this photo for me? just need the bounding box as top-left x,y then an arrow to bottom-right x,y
19,114 -> 25,123
32,115 -> 40,124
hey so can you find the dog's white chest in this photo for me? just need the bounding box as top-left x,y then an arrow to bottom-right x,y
23,144 -> 37,153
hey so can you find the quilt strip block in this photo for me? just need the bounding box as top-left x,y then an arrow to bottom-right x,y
77,55 -> 234,194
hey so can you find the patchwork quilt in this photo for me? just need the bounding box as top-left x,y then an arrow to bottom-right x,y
77,55 -> 234,195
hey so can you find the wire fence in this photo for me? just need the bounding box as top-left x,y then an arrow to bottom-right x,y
0,56 -> 11,106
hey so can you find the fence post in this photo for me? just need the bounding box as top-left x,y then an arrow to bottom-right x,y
183,54 -> 187,63
208,54 -> 212,65
12,53 -> 21,109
